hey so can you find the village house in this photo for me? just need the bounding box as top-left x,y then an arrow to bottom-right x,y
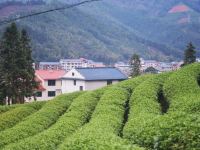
61,67 -> 128,93
33,70 -> 66,101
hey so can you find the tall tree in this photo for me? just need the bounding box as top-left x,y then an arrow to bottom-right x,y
0,23 -> 21,104
0,23 -> 37,104
129,53 -> 141,77
183,42 -> 196,66
19,29 -> 37,103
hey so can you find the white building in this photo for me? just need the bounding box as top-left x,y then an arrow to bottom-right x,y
38,62 -> 62,70
60,58 -> 105,71
61,67 -> 128,93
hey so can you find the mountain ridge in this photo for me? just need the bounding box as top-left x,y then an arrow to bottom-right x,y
0,0 -> 199,63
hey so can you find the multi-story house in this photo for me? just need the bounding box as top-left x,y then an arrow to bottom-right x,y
34,70 -> 66,101
61,67 -> 128,93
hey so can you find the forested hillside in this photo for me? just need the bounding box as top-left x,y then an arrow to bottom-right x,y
0,0 -> 199,63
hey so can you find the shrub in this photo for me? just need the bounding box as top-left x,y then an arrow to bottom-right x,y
0,102 -> 45,132
123,73 -> 170,148
4,89 -> 105,150
0,92 -> 81,148
124,64 -> 200,150
163,63 -> 200,113
0,105 -> 20,114
58,76 -> 146,150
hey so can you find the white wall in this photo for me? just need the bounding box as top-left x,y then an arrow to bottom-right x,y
62,80 -> 120,93
85,80 -> 119,91
85,81 -> 107,90
62,69 -> 84,79
62,80 -> 85,93
26,80 -> 62,102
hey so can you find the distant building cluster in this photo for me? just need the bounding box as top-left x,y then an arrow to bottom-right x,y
31,57 -> 200,101
35,58 -> 105,71
115,58 -> 185,76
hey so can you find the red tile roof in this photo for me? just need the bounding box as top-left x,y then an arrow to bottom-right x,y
36,70 -> 66,80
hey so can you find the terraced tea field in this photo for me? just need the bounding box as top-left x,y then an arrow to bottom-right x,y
0,63 -> 200,150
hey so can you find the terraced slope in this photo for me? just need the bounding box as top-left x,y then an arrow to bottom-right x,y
1,63 -> 200,150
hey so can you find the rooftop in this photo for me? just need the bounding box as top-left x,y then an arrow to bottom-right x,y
75,67 -> 128,81
36,70 -> 66,80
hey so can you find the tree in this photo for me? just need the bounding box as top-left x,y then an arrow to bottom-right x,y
183,42 -> 196,66
19,29 -> 37,103
0,23 -> 21,104
0,23 -> 37,104
129,54 -> 141,77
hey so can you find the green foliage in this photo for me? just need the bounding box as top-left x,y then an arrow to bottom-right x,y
0,63 -> 200,149
0,92 -> 81,148
163,63 -> 200,113
58,77 -> 147,150
0,0 -> 192,63
124,63 -> 200,150
183,42 -> 196,66
0,101 -> 44,132
0,23 -> 37,104
129,54 -> 141,77
4,89 -> 104,150
0,104 -> 19,114
123,73 -> 170,147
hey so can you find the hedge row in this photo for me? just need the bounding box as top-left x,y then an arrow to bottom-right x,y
163,63 -> 200,113
139,63 -> 200,149
0,104 -> 20,114
4,89 -> 105,150
123,73 -> 170,149
0,92 -> 81,148
58,76 -> 147,150
124,63 -> 200,149
0,102 -> 45,132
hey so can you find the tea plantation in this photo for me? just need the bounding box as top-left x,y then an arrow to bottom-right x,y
0,63 -> 200,150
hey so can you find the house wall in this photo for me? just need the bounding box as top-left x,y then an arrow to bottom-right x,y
62,80 -> 120,93
85,80 -> 119,91
26,79 -> 62,102
62,69 -> 84,79
62,80 -> 85,93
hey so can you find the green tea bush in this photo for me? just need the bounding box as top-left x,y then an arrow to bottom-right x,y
58,76 -> 146,150
4,89 -> 105,150
0,102 -> 45,132
163,63 -> 200,113
0,92 -> 81,148
0,104 -> 20,114
123,73 -> 170,148
132,112 -> 200,150
124,63 -> 200,150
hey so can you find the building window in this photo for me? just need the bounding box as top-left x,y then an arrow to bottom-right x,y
48,80 -> 56,86
80,86 -> 83,91
36,91 -> 42,97
48,91 -> 56,97
72,72 -> 75,76
74,80 -> 76,86
107,80 -> 113,85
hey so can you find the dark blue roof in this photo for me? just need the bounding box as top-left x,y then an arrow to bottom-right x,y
76,67 -> 128,81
